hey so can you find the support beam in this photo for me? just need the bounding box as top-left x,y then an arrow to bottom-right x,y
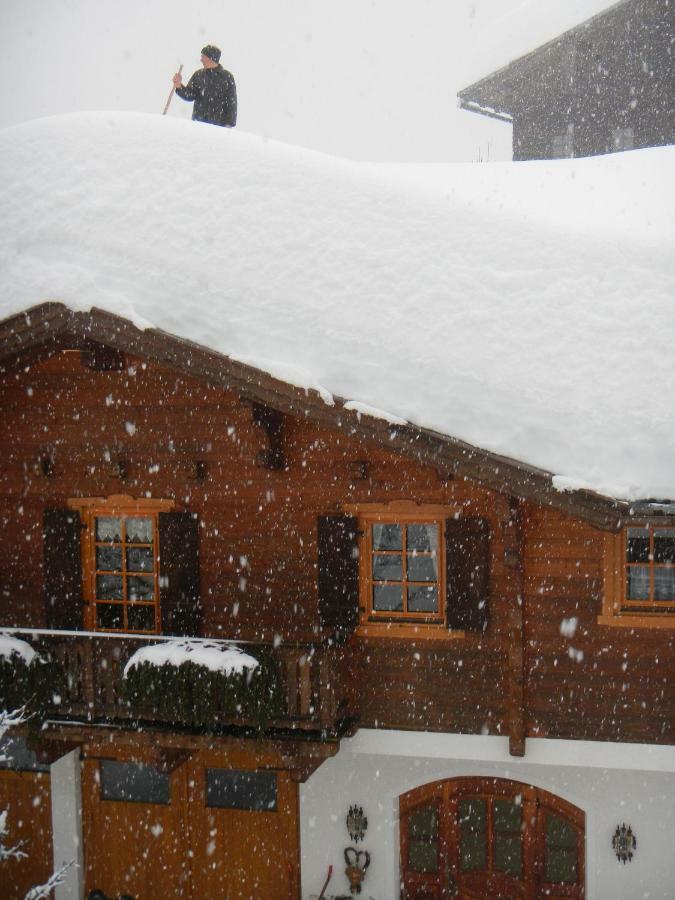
503,497 -> 526,756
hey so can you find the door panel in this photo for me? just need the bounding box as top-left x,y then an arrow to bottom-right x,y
82,759 -> 190,898
186,755 -> 299,900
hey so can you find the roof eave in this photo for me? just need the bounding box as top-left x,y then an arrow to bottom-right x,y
0,302 -> 629,531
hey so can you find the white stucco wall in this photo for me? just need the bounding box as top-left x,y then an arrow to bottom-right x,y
50,749 -> 84,900
300,731 -> 675,900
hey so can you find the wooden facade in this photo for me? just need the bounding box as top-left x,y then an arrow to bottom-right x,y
1,303 -> 673,898
458,0 -> 674,160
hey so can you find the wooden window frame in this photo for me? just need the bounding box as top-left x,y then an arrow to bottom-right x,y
599,521 -> 675,629
68,494 -> 174,633
346,501 -> 464,641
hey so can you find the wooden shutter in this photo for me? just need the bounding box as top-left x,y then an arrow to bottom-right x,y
158,511 -> 202,636
43,508 -> 83,630
445,517 -> 490,632
317,515 -> 359,635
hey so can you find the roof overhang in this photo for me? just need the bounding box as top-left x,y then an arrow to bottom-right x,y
458,0 -> 634,120
0,302 -> 631,531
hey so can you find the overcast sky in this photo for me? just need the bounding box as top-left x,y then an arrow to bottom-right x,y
1,0 -> 614,162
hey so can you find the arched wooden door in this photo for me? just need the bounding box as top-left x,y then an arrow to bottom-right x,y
400,777 -> 585,900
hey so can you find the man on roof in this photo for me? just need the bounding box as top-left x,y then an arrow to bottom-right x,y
173,45 -> 237,128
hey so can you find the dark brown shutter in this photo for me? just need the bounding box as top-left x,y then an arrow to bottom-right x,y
318,515 -> 359,635
445,517 -> 490,632
158,511 -> 202,636
43,508 -> 83,630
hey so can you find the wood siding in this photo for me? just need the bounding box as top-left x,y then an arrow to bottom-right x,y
1,350 -> 673,747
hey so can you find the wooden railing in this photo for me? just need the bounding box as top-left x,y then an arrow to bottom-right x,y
8,630 -> 352,736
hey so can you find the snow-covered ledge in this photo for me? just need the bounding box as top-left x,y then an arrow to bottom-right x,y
123,639 -> 259,678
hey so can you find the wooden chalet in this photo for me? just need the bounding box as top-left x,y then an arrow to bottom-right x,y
0,302 -> 673,899
458,0 -> 674,160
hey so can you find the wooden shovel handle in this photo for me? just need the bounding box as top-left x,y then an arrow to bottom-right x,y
162,63 -> 183,115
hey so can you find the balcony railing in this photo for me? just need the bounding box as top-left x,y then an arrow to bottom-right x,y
6,629 -> 352,737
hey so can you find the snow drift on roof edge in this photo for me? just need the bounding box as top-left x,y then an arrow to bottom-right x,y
0,111 -> 673,501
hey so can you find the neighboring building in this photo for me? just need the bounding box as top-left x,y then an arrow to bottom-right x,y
0,113 -> 673,900
458,0 -> 674,160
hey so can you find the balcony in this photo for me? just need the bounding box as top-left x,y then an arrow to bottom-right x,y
3,629 -> 353,740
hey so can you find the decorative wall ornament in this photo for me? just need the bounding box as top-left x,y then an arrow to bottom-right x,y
612,823 -> 636,863
346,804 -> 368,843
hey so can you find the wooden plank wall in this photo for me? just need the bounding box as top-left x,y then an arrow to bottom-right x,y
522,504 -> 675,744
0,350 -> 673,745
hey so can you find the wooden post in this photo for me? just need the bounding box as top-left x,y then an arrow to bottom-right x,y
163,64 -> 182,115
503,497 -> 526,756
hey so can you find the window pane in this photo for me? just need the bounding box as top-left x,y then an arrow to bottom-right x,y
407,554 -> 437,582
654,568 -> 675,601
128,605 -> 156,631
408,585 -> 438,613
626,566 -> 649,600
96,574 -> 123,600
654,531 -> 675,564
96,545 -> 122,572
459,798 -> 487,872
407,805 -> 439,874
372,523 -> 402,551
206,769 -> 277,811
545,813 -> 578,884
126,517 -> 153,544
127,547 -> 154,572
626,528 -> 649,563
494,834 -> 523,877
96,603 -> 123,629
407,524 -> 437,552
373,584 -> 403,611
494,799 -> 523,877
96,516 -> 122,542
128,575 -> 154,601
494,798 -> 521,832
100,760 -> 169,804
372,554 -> 402,582
408,805 -> 438,840
408,841 -> 438,873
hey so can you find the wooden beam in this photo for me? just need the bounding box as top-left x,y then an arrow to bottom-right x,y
502,496 -> 526,756
251,402 -> 286,470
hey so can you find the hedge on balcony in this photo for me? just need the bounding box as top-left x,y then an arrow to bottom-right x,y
120,641 -> 284,730
0,637 -> 64,729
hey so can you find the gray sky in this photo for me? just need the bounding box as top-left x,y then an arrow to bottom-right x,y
1,0 -> 614,162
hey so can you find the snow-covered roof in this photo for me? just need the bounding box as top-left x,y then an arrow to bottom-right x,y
0,112 -> 673,502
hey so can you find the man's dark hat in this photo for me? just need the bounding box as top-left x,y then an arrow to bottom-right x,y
201,45 -> 221,63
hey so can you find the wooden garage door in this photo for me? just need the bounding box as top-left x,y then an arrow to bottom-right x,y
83,748 -> 299,899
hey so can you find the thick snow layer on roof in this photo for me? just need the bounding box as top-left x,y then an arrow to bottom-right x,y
0,112 -> 673,501
123,639 -> 259,677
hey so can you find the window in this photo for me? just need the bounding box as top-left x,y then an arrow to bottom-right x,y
68,495 -> 174,633
100,760 -> 170,804
551,124 -> 574,158
205,769 -> 277,811
318,503 -> 491,639
362,514 -> 444,626
610,126 -> 634,152
601,523 -> 675,628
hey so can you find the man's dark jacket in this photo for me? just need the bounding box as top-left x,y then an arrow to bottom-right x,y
176,66 -> 237,127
